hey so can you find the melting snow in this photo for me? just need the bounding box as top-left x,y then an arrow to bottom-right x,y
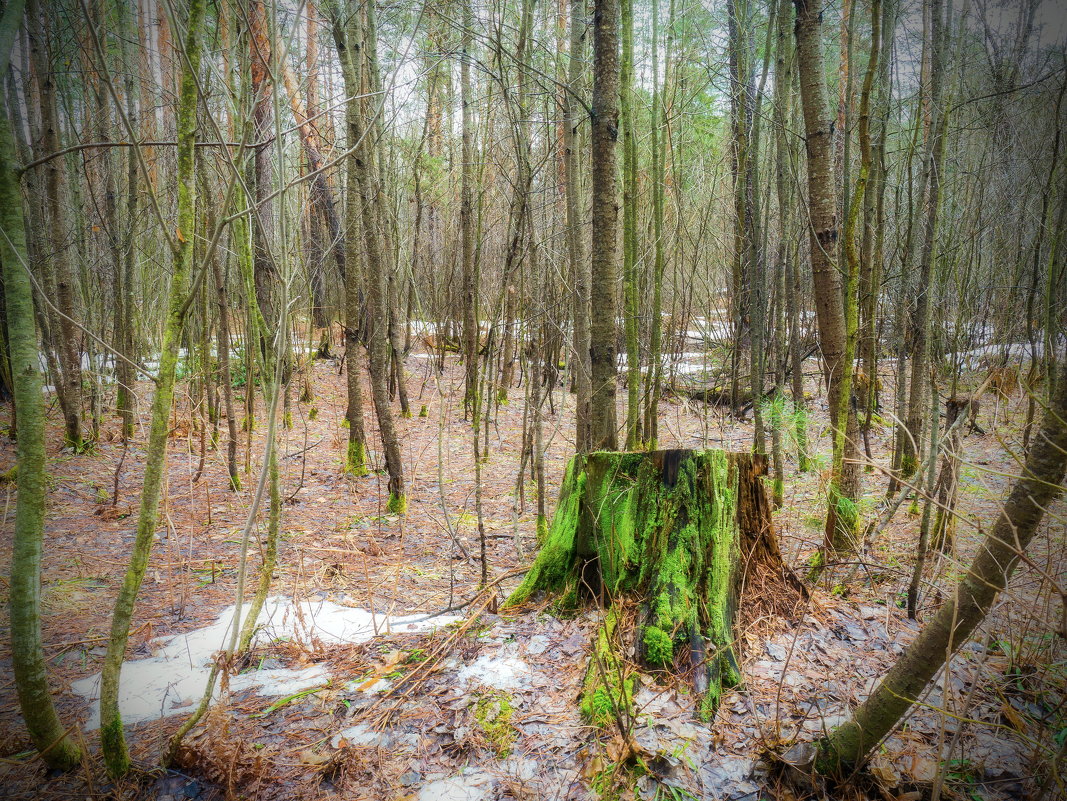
417,772 -> 492,801
456,655 -> 529,690
331,723 -> 385,748
72,597 -> 458,729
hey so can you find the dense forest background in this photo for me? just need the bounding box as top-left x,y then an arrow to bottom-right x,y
0,0 -> 1065,799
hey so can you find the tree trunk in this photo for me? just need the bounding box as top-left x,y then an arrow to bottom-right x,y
564,0 -> 591,453
643,0 -> 667,448
620,0 -> 641,449
589,0 -> 620,452
816,364 -> 1067,775
332,0 -> 405,510
213,259 -> 241,490
117,0 -> 139,441
360,0 -> 404,512
249,0 -> 277,328
330,0 -> 369,477
793,0 -> 860,554
2,22 -> 82,765
28,0 -> 84,450
99,0 -> 204,777
508,449 -> 804,715
901,0 -> 946,478
930,394 -> 975,552
460,0 -> 478,416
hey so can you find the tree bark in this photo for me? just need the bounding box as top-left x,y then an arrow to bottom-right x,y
28,0 -> 84,450
99,0 -> 204,777
620,0 -> 641,449
2,12 -> 82,764
249,0 -> 277,327
330,0 -> 369,477
901,0 -> 946,478
793,0 -> 860,554
589,0 -> 620,452
331,0 -> 404,510
565,0 -> 591,452
460,0 -> 478,416
117,0 -> 139,440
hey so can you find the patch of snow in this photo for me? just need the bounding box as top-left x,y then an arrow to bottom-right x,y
946,339 -> 1066,367
525,635 -> 549,656
344,677 -> 393,694
331,723 -> 386,748
417,772 -> 492,801
456,655 -> 530,690
72,597 -> 458,730
230,665 -> 329,698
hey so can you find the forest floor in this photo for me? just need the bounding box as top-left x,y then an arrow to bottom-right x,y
0,344 -> 1063,801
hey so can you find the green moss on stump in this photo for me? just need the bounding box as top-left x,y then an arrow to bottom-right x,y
507,449 -> 803,717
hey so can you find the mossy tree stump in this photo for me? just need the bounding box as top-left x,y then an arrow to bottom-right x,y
507,449 -> 804,718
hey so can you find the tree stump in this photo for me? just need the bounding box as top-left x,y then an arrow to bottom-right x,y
506,449 -> 805,718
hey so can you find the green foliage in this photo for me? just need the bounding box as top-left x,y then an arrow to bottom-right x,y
308,406 -> 318,421
228,357 -> 248,388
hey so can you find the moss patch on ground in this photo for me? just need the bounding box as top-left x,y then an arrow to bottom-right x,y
473,691 -> 516,758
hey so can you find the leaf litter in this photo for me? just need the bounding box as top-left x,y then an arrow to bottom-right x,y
0,352 -> 1062,801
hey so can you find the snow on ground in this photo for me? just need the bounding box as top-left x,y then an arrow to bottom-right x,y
72,597 -> 458,729
946,339 -> 1066,367
456,653 -> 530,690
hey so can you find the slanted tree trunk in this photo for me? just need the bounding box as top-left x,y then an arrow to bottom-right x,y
2,4 -> 82,763
507,449 -> 804,714
99,0 -> 204,777
814,364 -> 1067,776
